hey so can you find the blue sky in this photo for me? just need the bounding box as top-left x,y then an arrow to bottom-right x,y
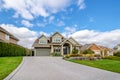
0,0 -> 120,48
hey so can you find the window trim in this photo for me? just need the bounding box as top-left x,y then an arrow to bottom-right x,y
5,34 -> 10,40
53,37 -> 61,43
39,39 -> 47,44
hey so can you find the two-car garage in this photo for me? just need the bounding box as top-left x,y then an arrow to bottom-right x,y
35,48 -> 51,56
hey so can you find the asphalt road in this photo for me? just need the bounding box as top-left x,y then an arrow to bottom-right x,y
4,57 -> 120,80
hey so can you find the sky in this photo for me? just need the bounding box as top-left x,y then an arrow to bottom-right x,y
0,0 -> 120,48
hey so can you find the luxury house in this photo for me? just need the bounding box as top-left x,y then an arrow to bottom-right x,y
32,32 -> 81,56
0,27 -> 19,44
113,44 -> 120,52
80,44 -> 112,57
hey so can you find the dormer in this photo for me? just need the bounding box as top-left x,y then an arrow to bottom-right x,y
38,34 -> 48,44
51,32 -> 64,43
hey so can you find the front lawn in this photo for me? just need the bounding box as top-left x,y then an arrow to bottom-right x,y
0,57 -> 23,80
69,59 -> 120,73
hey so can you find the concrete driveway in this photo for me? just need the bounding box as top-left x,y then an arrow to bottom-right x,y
4,57 -> 120,80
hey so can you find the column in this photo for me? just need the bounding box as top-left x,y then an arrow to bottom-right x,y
34,49 -> 36,56
70,44 -> 72,54
61,45 -> 63,55
51,45 -> 54,53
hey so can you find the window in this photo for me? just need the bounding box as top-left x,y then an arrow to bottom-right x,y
5,34 -> 9,40
53,37 -> 61,43
54,47 -> 61,52
39,40 -> 47,44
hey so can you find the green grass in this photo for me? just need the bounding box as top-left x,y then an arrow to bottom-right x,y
69,59 -> 120,73
0,57 -> 23,80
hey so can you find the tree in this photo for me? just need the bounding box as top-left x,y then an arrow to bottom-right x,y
72,47 -> 78,54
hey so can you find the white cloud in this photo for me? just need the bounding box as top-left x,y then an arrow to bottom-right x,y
37,23 -> 46,27
62,26 -> 77,37
65,27 -> 77,33
77,0 -> 86,10
70,29 -> 120,48
49,16 -> 55,22
21,20 -> 33,27
39,31 -> 51,37
1,0 -> 71,20
0,24 -> 38,48
57,21 -> 65,26
1,0 -> 86,20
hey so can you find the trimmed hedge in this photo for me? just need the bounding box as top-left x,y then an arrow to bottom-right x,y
114,52 -> 120,57
0,42 -> 30,57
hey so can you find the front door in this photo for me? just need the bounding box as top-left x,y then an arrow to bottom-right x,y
63,47 -> 67,54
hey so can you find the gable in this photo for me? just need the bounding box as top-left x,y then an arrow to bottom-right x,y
89,44 -> 101,51
38,35 -> 48,44
39,36 -> 47,40
52,32 -> 63,38
51,32 -> 63,43
68,37 -> 79,45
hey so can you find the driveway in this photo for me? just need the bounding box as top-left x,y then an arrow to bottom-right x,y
5,57 -> 120,80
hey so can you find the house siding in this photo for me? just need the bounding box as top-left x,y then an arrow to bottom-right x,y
10,38 -> 18,44
0,31 -> 9,43
32,32 -> 81,56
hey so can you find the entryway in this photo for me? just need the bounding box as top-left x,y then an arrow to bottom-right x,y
63,43 -> 70,54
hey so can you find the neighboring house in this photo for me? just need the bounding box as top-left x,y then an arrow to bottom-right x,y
99,46 -> 113,56
80,44 -> 111,57
0,27 -> 19,44
113,44 -> 120,52
32,32 -> 81,56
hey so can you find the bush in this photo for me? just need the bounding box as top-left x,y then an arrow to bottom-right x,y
51,52 -> 61,56
72,47 -> 78,54
104,56 -> 120,61
0,42 -> 30,57
64,55 -> 70,58
114,52 -> 120,57
82,49 -> 94,54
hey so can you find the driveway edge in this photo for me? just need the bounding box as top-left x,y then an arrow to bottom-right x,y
4,57 -> 25,80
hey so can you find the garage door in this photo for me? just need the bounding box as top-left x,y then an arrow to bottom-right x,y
36,48 -> 50,56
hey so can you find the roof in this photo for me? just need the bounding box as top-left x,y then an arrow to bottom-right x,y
38,34 -> 48,40
80,44 -> 92,50
51,32 -> 64,38
80,43 -> 101,50
0,27 -> 19,41
113,44 -> 120,50
32,32 -> 81,48
32,38 -> 50,47
61,38 -> 82,47
69,37 -> 80,45
99,46 -> 110,51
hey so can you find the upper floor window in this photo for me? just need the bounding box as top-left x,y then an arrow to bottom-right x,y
53,37 -> 61,43
5,34 -> 9,40
39,40 -> 47,44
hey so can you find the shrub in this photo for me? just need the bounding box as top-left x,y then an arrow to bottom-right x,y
114,52 -> 120,57
51,52 -> 61,56
104,56 -> 120,61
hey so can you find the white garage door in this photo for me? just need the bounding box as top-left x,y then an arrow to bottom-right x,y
36,48 -> 50,56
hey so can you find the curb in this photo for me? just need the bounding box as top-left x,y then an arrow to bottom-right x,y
4,57 -> 25,80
